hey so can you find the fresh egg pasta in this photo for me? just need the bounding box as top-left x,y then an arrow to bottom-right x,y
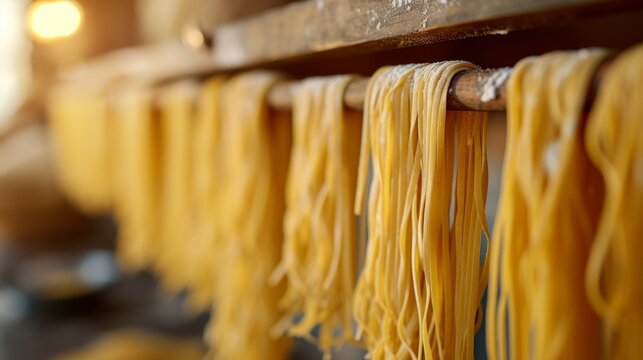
155,81 -> 199,291
184,77 -> 227,310
585,44 -> 643,360
486,48 -> 610,360
354,62 -> 489,359
206,72 -> 291,360
111,85 -> 161,271
48,85 -> 113,213
271,75 -> 361,356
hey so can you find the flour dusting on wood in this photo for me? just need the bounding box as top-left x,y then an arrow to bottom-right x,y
391,0 -> 413,9
487,28 -> 509,35
480,68 -> 511,102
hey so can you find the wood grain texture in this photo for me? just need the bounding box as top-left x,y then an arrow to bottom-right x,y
207,0 -> 640,70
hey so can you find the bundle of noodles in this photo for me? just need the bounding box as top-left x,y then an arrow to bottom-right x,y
353,62 -> 489,359
110,85 -> 161,271
48,85 -> 113,213
184,77 -> 226,309
270,76 -> 361,355
206,72 -> 291,360
486,49 -> 610,360
155,81 -> 199,291
585,44 -> 643,359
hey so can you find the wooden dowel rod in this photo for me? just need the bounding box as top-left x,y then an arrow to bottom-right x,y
268,68 -> 512,112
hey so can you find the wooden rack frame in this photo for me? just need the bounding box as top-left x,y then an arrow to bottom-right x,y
200,0 -> 640,72
170,0 -> 641,111
56,0 -> 641,114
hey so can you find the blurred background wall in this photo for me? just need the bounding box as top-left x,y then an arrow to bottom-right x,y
0,0 -> 31,127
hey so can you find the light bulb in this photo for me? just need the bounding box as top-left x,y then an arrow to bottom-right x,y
26,0 -> 83,43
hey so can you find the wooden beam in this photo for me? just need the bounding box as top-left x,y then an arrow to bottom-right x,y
206,0 -> 640,70
60,0 -> 640,88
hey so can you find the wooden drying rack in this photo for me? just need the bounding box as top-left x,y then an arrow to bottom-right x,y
173,0 -> 641,111
58,0 -> 642,113
198,0 -> 637,69
267,69 -> 512,112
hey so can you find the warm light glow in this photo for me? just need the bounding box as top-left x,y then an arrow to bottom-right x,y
183,26 -> 205,50
26,0 -> 83,42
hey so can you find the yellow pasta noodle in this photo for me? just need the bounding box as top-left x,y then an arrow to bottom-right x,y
271,75 -> 361,355
111,85 -> 161,271
184,77 -> 227,310
354,62 -> 489,359
585,44 -> 643,360
486,49 -> 610,360
112,78 -> 225,308
48,84 -> 113,213
206,72 -> 291,360
155,81 -> 199,292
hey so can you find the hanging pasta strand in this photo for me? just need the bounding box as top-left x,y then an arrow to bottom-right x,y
48,85 -> 113,213
271,75 -> 361,356
206,72 -> 291,360
585,44 -> 643,360
450,110 -> 489,360
155,81 -> 199,292
184,77 -> 226,310
486,48 -> 611,360
353,64 -> 422,360
353,61 -> 489,360
111,86 -> 161,271
414,62 -> 490,360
